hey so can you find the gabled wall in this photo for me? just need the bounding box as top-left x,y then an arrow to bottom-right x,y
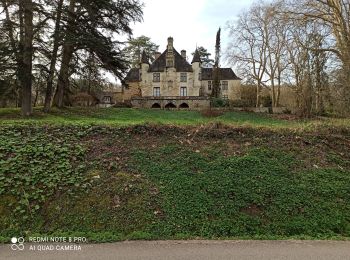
140,68 -> 200,97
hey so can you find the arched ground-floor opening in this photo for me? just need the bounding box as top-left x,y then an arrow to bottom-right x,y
151,103 -> 161,108
179,103 -> 189,109
165,103 -> 177,109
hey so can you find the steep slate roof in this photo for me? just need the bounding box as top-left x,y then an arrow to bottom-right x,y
124,68 -> 140,82
148,49 -> 193,72
201,68 -> 241,80
191,49 -> 201,64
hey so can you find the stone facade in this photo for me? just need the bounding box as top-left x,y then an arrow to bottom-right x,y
123,37 -> 241,109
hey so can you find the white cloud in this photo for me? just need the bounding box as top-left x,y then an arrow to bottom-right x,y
108,0 -> 255,82
132,0 -> 208,57
132,0 -> 255,62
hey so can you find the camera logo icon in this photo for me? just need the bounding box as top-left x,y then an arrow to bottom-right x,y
11,237 -> 24,251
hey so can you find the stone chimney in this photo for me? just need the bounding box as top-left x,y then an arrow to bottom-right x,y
181,50 -> 186,59
154,52 -> 161,60
167,37 -> 174,50
166,37 -> 174,67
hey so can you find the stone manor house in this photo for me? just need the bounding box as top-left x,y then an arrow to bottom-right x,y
122,37 -> 241,109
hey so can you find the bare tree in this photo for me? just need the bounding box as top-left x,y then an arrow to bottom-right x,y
284,18 -> 329,117
289,0 -> 350,107
227,3 -> 269,107
227,0 -> 333,114
264,2 -> 290,107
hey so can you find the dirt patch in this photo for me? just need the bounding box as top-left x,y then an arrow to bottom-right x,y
80,124 -> 350,174
240,204 -> 263,217
268,114 -> 302,121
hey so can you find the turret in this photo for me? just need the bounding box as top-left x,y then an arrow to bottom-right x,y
140,50 -> 149,84
191,48 -> 201,73
140,50 -> 149,66
191,48 -> 202,94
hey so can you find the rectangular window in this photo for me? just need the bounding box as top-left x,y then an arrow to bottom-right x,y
180,73 -> 187,82
153,73 -> 160,82
102,96 -> 111,103
222,81 -> 228,91
222,95 -> 228,99
166,59 -> 174,67
180,87 -> 187,97
153,87 -> 160,97
208,81 -> 212,91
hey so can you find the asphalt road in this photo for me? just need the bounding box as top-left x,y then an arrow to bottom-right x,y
1,240 -> 350,260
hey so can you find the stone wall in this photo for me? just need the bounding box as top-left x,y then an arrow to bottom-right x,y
200,79 -> 241,100
139,68 -> 200,97
131,96 -> 210,110
123,82 -> 141,101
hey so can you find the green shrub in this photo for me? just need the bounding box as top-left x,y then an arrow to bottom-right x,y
211,98 -> 229,108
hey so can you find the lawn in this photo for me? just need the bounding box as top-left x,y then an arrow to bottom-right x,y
1,107 -> 349,130
0,108 -> 350,242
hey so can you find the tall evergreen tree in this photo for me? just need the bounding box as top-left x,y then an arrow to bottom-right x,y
123,35 -> 159,67
212,28 -> 221,98
52,0 -> 143,107
20,0 -> 34,116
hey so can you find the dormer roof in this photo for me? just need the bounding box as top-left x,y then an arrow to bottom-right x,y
191,48 -> 201,64
140,50 -> 149,64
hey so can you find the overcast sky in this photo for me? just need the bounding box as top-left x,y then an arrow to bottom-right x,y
131,0 -> 256,65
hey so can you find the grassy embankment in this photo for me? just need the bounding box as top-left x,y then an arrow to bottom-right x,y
0,107 -> 349,242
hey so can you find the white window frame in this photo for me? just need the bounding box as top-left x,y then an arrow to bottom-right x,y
180,73 -> 187,82
102,96 -> 111,103
180,87 -> 187,97
222,81 -> 228,91
153,87 -> 160,97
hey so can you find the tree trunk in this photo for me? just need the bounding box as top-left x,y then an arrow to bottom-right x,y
271,78 -> 276,107
212,66 -> 221,98
33,85 -> 39,107
256,83 -> 261,107
44,0 -> 64,112
276,77 -> 281,107
53,45 -> 74,107
2,0 -> 25,109
53,0 -> 76,108
20,0 -> 34,116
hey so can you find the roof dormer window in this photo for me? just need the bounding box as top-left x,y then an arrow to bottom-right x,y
166,59 -> 174,67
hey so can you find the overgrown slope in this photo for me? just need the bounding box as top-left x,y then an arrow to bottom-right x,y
1,121 -> 350,242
